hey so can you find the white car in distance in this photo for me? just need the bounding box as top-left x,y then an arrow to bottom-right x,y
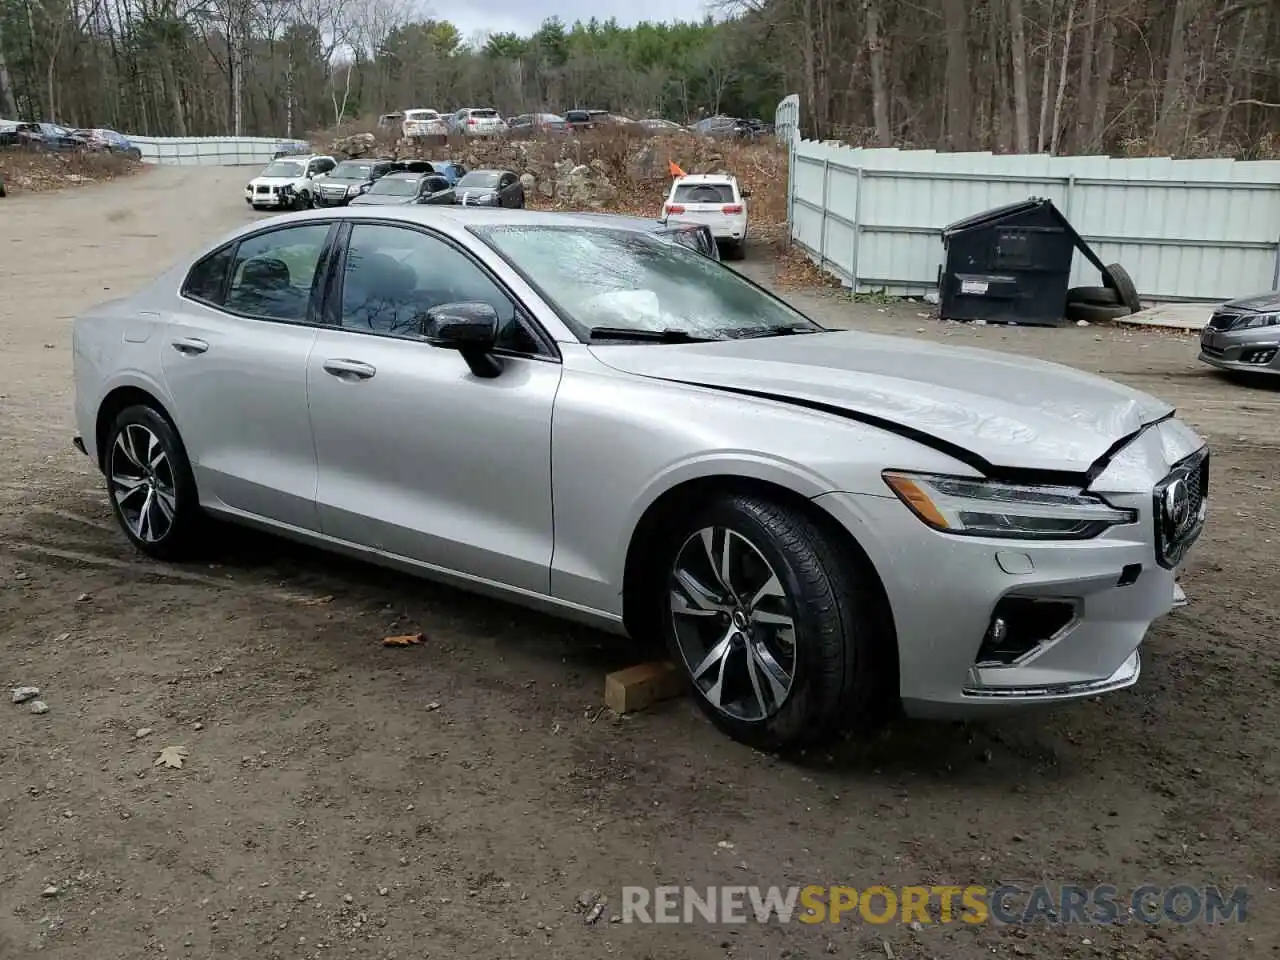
662,174 -> 749,259
450,107 -> 506,137
402,109 -> 448,139
243,155 -> 336,211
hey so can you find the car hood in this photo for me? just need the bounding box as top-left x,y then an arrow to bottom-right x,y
456,187 -> 499,201
250,176 -> 302,187
1221,290 -> 1280,313
349,194 -> 413,205
590,330 -> 1174,476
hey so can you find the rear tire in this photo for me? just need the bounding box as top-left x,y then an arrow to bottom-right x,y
1066,300 -> 1133,323
104,405 -> 203,562
1066,285 -> 1120,306
659,493 -> 896,750
1102,263 -> 1142,313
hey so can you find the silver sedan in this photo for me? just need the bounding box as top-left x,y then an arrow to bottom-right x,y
72,207 -> 1210,749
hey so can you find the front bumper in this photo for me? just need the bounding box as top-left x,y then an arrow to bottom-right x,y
245,191 -> 288,207
813,433 -> 1208,718
1198,326 -> 1280,374
1198,348 -> 1280,375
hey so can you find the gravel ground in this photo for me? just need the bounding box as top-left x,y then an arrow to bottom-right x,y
1,166 -> 1277,960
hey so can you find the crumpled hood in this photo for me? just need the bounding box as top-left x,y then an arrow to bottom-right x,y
590,330 -> 1174,475
1221,290 -> 1280,314
249,175 -> 303,187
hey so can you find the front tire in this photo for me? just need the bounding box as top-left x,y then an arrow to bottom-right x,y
104,405 -> 203,561
660,493 -> 895,750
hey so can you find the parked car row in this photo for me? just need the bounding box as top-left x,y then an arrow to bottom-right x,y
0,119 -> 142,158
374,106 -> 769,141
243,154 -> 521,211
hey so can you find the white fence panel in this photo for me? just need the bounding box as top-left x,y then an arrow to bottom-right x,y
788,135 -> 1280,303
128,136 -> 311,167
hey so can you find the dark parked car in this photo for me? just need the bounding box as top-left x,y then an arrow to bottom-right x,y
508,113 -> 570,136
1198,291 -> 1280,377
312,158 -> 400,206
572,212 -> 721,261
36,123 -> 88,151
350,172 -> 455,206
73,128 -> 143,159
564,109 -> 611,132
421,160 -> 465,185
453,169 -> 524,208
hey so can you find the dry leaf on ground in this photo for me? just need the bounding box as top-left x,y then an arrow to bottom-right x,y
382,633 -> 425,647
154,745 -> 189,769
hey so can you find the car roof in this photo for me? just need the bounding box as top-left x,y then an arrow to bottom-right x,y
672,174 -> 737,185
253,206 -> 695,234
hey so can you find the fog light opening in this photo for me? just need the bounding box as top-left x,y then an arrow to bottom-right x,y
975,597 -> 1078,666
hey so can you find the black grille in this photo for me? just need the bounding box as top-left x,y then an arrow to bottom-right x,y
1152,448 -> 1209,570
1207,311 -> 1242,331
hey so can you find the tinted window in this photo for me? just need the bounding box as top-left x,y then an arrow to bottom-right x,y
339,224 -> 539,353
469,109 -> 499,119
422,177 -> 450,193
367,176 -> 419,197
225,224 -> 331,322
457,171 -> 501,188
182,246 -> 234,304
331,161 -> 372,180
565,111 -> 588,122
672,183 -> 735,203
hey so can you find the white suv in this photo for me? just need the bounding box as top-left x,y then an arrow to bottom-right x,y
402,108 -> 448,139
661,174 -> 749,259
450,107 -> 506,137
243,155 -> 335,210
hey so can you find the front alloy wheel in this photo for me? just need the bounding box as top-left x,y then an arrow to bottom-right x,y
670,527 -> 796,722
661,493 -> 896,749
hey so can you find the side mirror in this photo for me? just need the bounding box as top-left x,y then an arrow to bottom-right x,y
423,301 -> 502,378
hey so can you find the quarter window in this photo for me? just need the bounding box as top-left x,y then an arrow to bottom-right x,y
224,223 -> 331,322
339,223 -> 540,354
182,246 -> 234,305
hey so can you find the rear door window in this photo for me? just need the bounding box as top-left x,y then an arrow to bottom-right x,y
672,183 -> 735,204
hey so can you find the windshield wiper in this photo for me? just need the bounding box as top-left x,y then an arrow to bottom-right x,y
587,327 -> 718,344
733,323 -> 825,339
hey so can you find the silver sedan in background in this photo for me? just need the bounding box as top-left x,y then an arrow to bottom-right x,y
1198,291 -> 1280,375
72,207 -> 1209,749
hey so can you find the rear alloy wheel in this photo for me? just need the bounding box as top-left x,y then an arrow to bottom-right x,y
105,405 -> 202,560
663,494 -> 895,749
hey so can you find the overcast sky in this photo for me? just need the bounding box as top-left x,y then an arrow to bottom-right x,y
440,1 -> 716,47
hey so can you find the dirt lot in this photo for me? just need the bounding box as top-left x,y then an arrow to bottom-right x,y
1,166 -> 1277,960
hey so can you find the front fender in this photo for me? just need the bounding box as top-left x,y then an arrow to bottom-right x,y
547,350 -> 975,616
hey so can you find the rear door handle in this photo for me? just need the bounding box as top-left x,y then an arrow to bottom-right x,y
322,359 -> 376,381
170,337 -> 209,355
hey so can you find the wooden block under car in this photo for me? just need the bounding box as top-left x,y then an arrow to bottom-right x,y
604,661 -> 685,714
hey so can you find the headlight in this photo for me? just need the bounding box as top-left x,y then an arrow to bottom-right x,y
1236,312 -> 1280,330
348,184 -> 361,195
882,471 -> 1137,540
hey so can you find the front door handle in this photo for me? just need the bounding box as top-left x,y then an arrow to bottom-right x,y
170,337 -> 209,355
322,359 -> 376,381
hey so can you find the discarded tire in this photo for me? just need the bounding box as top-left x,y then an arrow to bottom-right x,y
1101,263 -> 1142,313
1066,300 -> 1132,323
1066,285 -> 1121,306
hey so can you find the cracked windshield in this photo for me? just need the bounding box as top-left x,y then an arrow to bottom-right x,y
474,226 -> 822,341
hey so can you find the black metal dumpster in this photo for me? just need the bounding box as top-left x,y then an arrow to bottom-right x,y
939,198 -> 1087,327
